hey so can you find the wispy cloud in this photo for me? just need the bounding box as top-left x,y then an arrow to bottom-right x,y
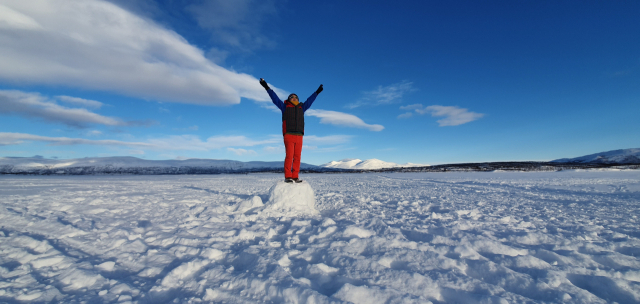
86,130 -> 103,136
306,109 -> 384,132
398,104 -> 484,126
304,135 -> 354,145
56,96 -> 104,109
348,81 -> 416,109
0,0 -> 272,106
145,135 -> 278,151
227,148 -> 257,156
399,104 -> 423,111
173,125 -> 199,132
397,112 -> 414,119
0,132 -> 356,156
0,90 -> 126,128
0,132 -> 278,151
0,132 -> 154,148
185,0 -> 279,53
262,146 -> 284,154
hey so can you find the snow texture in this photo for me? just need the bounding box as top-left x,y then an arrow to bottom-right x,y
1,171 -> 640,303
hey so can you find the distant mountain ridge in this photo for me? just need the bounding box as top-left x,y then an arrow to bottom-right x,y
2,148 -> 638,175
320,158 -> 427,170
0,156 -> 323,175
552,148 -> 640,164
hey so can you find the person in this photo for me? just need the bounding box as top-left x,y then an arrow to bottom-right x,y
260,78 -> 323,183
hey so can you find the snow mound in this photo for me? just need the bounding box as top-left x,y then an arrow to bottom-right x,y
263,181 -> 317,216
321,158 -> 364,169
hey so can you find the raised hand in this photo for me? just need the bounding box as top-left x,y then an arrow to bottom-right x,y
315,84 -> 323,95
259,78 -> 270,90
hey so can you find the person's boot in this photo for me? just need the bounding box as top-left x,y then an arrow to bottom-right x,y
285,178 -> 294,183
294,178 -> 303,183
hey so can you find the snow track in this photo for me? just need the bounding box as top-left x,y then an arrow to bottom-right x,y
1,171 -> 639,303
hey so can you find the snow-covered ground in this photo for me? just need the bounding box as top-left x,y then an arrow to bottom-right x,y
1,171 -> 640,303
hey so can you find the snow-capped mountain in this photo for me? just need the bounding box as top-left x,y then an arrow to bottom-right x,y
0,156 -> 322,175
552,148 -> 640,164
320,158 -> 427,170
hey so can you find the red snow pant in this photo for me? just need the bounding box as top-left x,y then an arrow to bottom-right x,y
283,134 -> 303,179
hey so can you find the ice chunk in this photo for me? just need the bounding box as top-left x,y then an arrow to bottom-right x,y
264,181 -> 317,216
96,261 -> 116,272
278,255 -> 291,267
31,256 -> 65,269
321,218 -> 336,227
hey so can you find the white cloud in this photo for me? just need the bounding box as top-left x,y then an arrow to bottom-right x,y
227,148 -> 257,156
0,90 -> 126,127
56,96 -> 104,109
263,146 -> 284,153
348,81 -> 416,109
0,132 -> 154,147
0,132 -> 278,151
306,109 -> 384,132
0,132 -> 355,156
422,105 -> 485,126
0,0 -> 272,106
0,4 -> 42,30
398,104 -> 484,126
397,112 -> 413,119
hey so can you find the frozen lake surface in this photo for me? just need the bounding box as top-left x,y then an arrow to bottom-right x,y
1,171 -> 640,303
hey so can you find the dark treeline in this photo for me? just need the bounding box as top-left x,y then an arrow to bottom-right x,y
354,162 -> 640,173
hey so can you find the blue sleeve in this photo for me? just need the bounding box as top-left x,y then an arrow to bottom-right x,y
302,92 -> 318,112
267,89 -> 285,112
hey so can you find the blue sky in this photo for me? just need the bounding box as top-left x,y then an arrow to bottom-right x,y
0,0 -> 638,165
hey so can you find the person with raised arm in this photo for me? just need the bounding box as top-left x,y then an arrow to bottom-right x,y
259,78 -> 323,183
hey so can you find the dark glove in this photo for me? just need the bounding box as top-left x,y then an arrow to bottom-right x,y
259,78 -> 270,91
315,84 -> 323,95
